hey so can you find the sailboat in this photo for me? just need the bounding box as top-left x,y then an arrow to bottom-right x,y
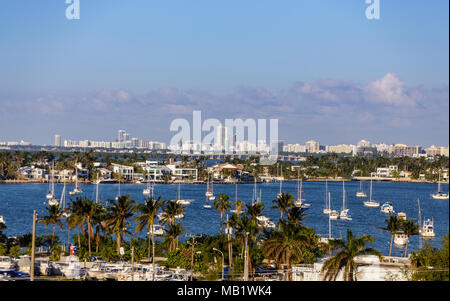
60,182 -> 71,218
205,173 -> 213,197
277,178 -> 283,198
323,180 -> 331,214
208,181 -> 216,201
69,167 -> 83,196
47,162 -> 59,206
328,192 -> 339,220
46,161 -> 55,200
339,181 -> 352,220
294,172 -> 311,208
431,173 -> 449,200
143,173 -> 152,196
175,183 -> 192,205
364,175 -> 380,207
356,181 -> 367,198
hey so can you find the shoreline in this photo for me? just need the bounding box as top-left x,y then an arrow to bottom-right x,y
0,178 -> 446,185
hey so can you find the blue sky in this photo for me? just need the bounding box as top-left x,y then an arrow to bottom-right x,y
0,0 -> 448,146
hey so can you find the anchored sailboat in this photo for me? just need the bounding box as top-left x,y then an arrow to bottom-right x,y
69,167 -> 82,196
143,173 -> 152,196
339,181 -> 352,220
175,183 -> 192,205
364,175 -> 380,207
294,170 -> 311,208
356,181 -> 367,198
46,161 -> 55,200
431,173 -> 449,200
323,179 -> 331,214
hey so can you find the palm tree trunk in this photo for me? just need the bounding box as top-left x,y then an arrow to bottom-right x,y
52,224 -> 56,247
77,227 -> 81,248
389,234 -> 394,257
88,222 -> 92,257
116,233 -> 121,254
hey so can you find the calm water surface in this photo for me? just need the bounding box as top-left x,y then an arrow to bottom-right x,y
0,181 -> 448,257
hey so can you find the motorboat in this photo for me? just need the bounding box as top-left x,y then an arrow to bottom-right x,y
0,216 -> 4,224
48,198 -> 59,207
0,256 -> 16,270
329,210 -> 339,220
420,219 -> 435,238
397,212 -> 407,220
394,233 -> 408,246
147,225 -> 164,236
380,202 -> 394,214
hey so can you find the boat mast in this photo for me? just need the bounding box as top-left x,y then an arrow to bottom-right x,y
370,174 -> 373,202
342,181 -> 346,211
96,174 -> 99,204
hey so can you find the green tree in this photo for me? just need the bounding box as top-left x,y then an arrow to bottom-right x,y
321,230 -> 382,281
38,205 -> 64,247
378,215 -> 403,257
214,194 -> 232,232
134,197 -> 163,260
106,195 -> 136,254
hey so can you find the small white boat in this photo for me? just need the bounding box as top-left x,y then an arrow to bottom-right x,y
394,233 -> 408,246
431,173 -> 449,200
48,198 -> 59,206
0,216 -> 4,224
176,199 -> 192,205
147,225 -> 164,236
203,204 -> 212,209
339,181 -> 352,220
397,212 -> 407,220
46,192 -> 54,200
356,181 -> 367,198
420,219 -> 435,238
380,202 -> 394,214
143,188 -> 151,196
294,177 -> 311,208
69,167 -> 83,196
364,175 -> 380,207
329,210 -> 339,220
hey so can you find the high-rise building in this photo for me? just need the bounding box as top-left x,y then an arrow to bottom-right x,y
54,135 -> 61,147
118,130 -> 126,142
305,140 -> 320,153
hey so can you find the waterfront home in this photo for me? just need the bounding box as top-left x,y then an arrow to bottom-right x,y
18,166 -> 46,180
376,166 -> 399,178
98,168 -> 112,180
111,163 -> 134,181
165,164 -> 198,181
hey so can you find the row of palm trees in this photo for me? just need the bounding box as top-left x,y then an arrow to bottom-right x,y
37,190 -> 398,281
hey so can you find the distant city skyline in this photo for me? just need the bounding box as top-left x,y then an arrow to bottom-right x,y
0,1 -> 448,146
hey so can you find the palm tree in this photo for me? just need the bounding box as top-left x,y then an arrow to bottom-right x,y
286,206 -> 308,226
134,197 -> 163,260
159,200 -> 185,226
401,219 -> 419,257
164,223 -> 185,251
378,215 -> 403,257
38,205 -> 64,247
271,192 -> 294,226
106,195 -> 136,254
246,203 -> 265,228
262,222 -> 313,281
83,199 -> 102,257
321,230 -> 382,281
234,200 -> 245,215
214,194 -> 232,232
67,197 -> 85,248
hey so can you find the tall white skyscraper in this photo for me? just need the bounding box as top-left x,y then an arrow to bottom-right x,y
54,135 -> 61,147
118,130 -> 126,142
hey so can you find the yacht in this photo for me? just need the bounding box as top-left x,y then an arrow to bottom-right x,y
431,173 -> 449,200
356,181 -> 367,198
147,225 -> 164,236
420,219 -> 435,238
339,181 -> 352,220
397,212 -> 407,220
364,175 -> 380,207
69,167 -> 83,196
380,202 -> 394,214
0,256 -> 16,270
394,233 -> 408,246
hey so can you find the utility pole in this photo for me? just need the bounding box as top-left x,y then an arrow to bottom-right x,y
243,232 -> 249,281
30,210 -> 37,282
227,215 -> 232,268
186,234 -> 201,281
131,246 -> 135,281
